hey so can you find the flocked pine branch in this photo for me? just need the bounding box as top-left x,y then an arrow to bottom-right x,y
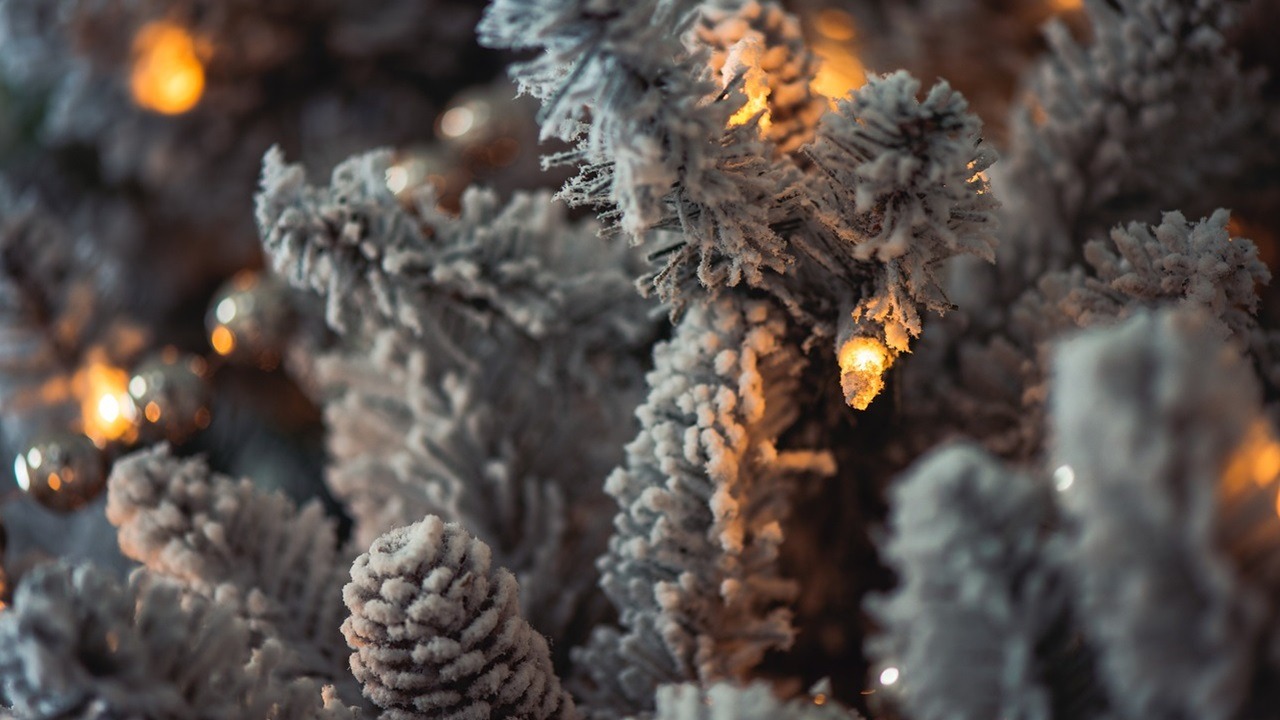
653,682 -> 862,720
488,0 -> 805,312
477,0 -> 734,241
575,295 -> 834,718
848,0 -> 1064,145
257,148 -> 652,365
341,516 -> 575,720
1052,307 -> 1280,720
801,70 -> 998,352
0,564 -> 361,719
481,0 -> 998,359
992,0 -> 1263,294
904,209 -> 1269,459
316,329 -> 621,653
257,149 -> 653,652
869,443 -> 1108,720
105,445 -> 354,692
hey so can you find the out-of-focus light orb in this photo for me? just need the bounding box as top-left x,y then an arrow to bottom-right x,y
1053,464 -> 1075,492
130,21 -> 206,115
440,106 -> 477,139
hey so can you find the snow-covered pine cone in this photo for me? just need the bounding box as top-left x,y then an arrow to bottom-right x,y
341,516 -> 576,720
699,0 -> 826,152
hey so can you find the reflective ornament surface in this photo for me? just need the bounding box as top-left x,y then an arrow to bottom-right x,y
128,349 -> 211,442
206,271 -> 295,367
13,434 -> 105,513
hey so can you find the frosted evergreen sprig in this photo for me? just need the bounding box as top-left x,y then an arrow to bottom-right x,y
0,564 -> 361,719
259,149 -> 653,654
478,0 -> 711,237
995,0 -> 1262,289
851,0 -> 1060,144
653,682 -> 862,720
317,330 -> 625,652
105,445 -> 353,686
257,149 -> 650,362
904,210 -> 1269,459
481,0 -> 997,359
341,516 -> 575,720
803,70 -> 998,351
1053,308 -> 1280,720
869,443 -> 1108,720
481,0 -> 812,306
576,295 -> 835,717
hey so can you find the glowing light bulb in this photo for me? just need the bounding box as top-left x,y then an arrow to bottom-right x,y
1219,419 -> 1280,519
14,455 -> 30,492
838,336 -> 893,410
98,394 -> 121,423
879,667 -> 900,686
439,106 -> 476,139
210,325 -> 237,355
75,360 -> 138,447
385,165 -> 410,195
130,21 -> 206,115
1053,464 -> 1075,492
215,297 -> 238,324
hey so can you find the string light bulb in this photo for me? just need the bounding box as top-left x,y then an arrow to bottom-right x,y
130,20 -> 206,115
74,358 -> 138,447
837,335 -> 893,410
1053,464 -> 1075,492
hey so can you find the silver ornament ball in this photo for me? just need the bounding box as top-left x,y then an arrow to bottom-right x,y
206,271 -> 295,365
129,350 -> 211,442
13,433 -> 105,513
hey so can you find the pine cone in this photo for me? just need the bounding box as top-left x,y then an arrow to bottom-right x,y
342,516 -> 575,720
699,0 -> 826,152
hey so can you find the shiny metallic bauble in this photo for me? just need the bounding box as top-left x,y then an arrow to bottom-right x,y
13,433 -> 105,513
128,350 -> 211,442
206,271 -> 295,367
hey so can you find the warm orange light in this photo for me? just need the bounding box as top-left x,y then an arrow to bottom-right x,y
74,359 -> 137,447
810,43 -> 865,105
1221,419 -> 1280,520
814,9 -> 857,41
838,336 -> 893,410
210,325 -> 236,355
130,21 -> 206,115
728,59 -> 773,132
806,7 -> 865,105
1049,0 -> 1083,11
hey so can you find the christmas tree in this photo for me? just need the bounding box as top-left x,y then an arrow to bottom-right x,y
1,0 -> 1279,718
